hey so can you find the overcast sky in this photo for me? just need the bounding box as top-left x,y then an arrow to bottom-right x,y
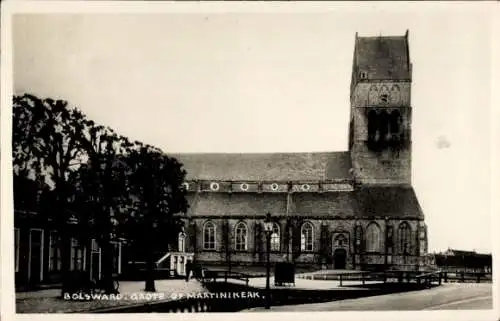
11,4 -> 494,253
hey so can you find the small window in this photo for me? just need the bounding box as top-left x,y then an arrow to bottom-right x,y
380,94 -> 389,104
210,182 -> 219,191
182,182 -> 190,191
271,183 -> 279,191
240,183 -> 249,191
360,71 -> 367,79
301,184 -> 310,191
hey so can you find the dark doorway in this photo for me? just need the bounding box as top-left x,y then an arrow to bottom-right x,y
333,248 -> 347,269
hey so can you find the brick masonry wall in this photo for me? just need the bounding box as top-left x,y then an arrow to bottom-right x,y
350,143 -> 412,185
184,217 -> 425,267
349,79 -> 412,186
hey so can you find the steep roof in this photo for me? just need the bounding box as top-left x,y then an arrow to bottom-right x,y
355,32 -> 411,80
185,186 -> 424,219
354,186 -> 424,219
185,193 -> 288,216
170,152 -> 352,181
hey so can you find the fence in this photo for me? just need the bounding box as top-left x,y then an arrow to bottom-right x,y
302,270 -> 491,287
200,270 -> 250,287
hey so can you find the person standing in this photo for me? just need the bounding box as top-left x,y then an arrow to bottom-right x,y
185,260 -> 192,282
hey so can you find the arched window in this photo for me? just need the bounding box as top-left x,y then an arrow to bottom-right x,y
398,222 -> 412,254
301,222 -> 314,252
378,111 -> 390,141
367,110 -> 379,141
365,222 -> 382,252
389,110 -> 402,137
270,223 -> 280,252
354,225 -> 363,253
178,232 -> 186,252
390,85 -> 401,104
203,221 -> 216,250
368,85 -> 378,105
235,222 -> 248,251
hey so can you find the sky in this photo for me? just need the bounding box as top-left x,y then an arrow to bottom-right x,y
11,4 -> 494,253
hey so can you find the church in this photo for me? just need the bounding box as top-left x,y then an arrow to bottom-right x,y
170,30 -> 429,272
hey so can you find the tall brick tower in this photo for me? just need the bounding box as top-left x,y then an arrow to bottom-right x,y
349,30 -> 413,186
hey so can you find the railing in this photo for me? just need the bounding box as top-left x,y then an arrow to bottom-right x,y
331,270 -> 491,287
440,271 -> 492,283
415,271 -> 442,286
156,253 -> 171,267
201,270 -> 250,287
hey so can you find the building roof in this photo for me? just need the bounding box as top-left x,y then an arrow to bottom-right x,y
354,186 -> 423,219
185,193 -> 288,217
170,151 -> 352,181
185,186 -> 424,219
355,32 -> 411,80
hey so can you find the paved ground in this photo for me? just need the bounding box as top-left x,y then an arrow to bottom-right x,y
247,283 -> 493,311
16,279 -> 205,313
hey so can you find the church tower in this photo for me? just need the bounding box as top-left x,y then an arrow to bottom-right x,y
349,30 -> 413,186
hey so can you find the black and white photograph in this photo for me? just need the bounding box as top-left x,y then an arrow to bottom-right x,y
1,1 -> 499,319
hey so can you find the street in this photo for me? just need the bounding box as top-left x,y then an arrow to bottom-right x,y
248,283 -> 493,311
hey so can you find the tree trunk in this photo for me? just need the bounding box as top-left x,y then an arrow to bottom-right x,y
60,232 -> 71,297
58,196 -> 71,297
100,234 -> 116,294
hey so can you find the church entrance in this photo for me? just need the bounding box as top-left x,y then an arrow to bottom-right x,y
333,248 -> 347,269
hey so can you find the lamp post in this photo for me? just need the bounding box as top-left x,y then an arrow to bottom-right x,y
263,213 -> 273,309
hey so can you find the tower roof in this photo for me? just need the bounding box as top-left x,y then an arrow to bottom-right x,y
354,31 -> 411,80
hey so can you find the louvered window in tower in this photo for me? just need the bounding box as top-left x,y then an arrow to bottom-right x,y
367,110 -> 379,142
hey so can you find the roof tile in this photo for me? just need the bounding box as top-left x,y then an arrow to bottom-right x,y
170,152 -> 352,181
356,35 -> 410,80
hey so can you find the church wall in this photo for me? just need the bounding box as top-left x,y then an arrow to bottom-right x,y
182,216 -> 424,270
